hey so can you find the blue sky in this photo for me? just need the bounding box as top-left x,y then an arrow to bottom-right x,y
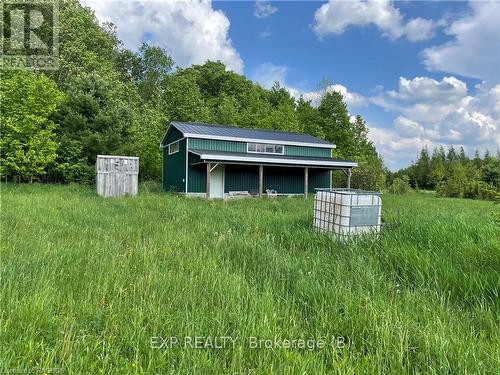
215,1 -> 471,91
83,1 -> 500,170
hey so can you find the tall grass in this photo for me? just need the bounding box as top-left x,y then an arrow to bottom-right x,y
1,183 -> 499,374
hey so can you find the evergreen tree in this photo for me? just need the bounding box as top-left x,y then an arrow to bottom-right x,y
447,146 -> 457,164
429,147 -> 446,189
437,161 -> 467,198
458,146 -> 468,164
414,146 -> 431,189
473,150 -> 482,168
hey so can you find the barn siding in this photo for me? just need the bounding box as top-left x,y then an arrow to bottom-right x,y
186,162 -> 330,195
163,138 -> 186,192
188,138 -> 246,153
224,165 -> 259,193
187,153 -> 206,193
285,146 -> 332,158
188,137 -> 332,157
263,167 -> 303,194
308,169 -> 331,193
163,128 -> 335,194
264,167 -> 330,194
164,126 -> 184,145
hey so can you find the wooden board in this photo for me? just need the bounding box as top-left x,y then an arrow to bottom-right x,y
96,155 -> 139,197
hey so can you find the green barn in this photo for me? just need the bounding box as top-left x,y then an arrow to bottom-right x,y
160,122 -> 357,198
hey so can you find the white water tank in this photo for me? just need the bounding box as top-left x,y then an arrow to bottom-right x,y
313,189 -> 382,238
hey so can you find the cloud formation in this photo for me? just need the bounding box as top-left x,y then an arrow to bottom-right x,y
422,1 -> 500,82
313,0 -> 436,42
254,1 -> 278,18
250,62 -> 288,88
369,76 -> 500,169
81,0 -> 243,73
296,84 -> 368,108
251,63 -> 367,109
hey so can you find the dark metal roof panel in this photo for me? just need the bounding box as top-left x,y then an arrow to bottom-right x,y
171,121 -> 334,147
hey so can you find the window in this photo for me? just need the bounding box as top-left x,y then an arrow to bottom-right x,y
247,143 -> 284,155
168,141 -> 179,155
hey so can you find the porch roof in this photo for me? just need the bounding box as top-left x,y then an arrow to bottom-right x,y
189,150 -> 358,169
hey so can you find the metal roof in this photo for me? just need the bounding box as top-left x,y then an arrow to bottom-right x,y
189,150 -> 357,169
169,121 -> 335,148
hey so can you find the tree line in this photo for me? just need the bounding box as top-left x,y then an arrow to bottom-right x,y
388,146 -> 500,200
0,0 -> 384,190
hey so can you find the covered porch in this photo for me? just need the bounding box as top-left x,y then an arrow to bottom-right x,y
188,150 -> 357,199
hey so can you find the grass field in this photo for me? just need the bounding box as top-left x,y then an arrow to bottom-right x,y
1,183 -> 499,374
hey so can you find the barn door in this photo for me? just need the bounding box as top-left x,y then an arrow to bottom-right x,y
210,164 -> 224,199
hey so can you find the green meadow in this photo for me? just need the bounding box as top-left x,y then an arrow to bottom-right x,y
1,183 -> 499,374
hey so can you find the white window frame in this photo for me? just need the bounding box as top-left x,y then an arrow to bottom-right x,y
169,141 -> 180,155
247,142 -> 285,155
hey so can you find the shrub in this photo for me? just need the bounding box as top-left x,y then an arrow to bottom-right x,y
438,179 -> 499,201
388,175 -> 411,194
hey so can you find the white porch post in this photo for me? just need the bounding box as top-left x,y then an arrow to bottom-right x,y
206,162 -> 211,198
304,167 -> 309,198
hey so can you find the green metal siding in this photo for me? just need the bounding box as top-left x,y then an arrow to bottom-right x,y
163,125 -> 334,194
163,126 -> 184,145
162,138 -> 186,192
264,167 -> 303,194
308,169 -> 331,193
285,145 -> 332,158
188,138 -> 333,159
264,167 -> 330,194
224,165 -> 259,193
188,138 -> 246,153
187,153 -> 206,193
185,161 -> 330,195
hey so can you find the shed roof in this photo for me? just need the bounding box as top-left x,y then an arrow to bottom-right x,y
166,121 -> 335,149
189,150 -> 357,169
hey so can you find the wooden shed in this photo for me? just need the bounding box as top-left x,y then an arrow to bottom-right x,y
96,155 -> 139,197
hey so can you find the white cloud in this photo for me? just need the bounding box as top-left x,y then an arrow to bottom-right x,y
422,1 -> 500,82
404,17 -> 436,42
250,63 -> 288,88
251,63 -> 367,109
387,76 -> 467,104
313,0 -> 436,42
393,116 -> 423,137
368,127 -> 441,168
297,84 -> 368,108
81,0 -> 244,73
369,76 -> 500,169
259,26 -> 272,38
254,1 -> 278,18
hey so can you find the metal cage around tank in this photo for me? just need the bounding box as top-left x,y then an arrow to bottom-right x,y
313,188 -> 382,238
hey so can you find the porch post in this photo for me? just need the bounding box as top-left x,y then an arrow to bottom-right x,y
304,167 -> 309,198
258,165 -> 264,197
346,168 -> 352,190
206,162 -> 211,198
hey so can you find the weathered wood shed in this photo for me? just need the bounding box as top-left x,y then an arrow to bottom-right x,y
96,155 -> 139,197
